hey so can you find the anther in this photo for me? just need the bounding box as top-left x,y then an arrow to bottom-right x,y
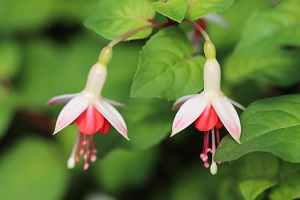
84,163 -> 89,170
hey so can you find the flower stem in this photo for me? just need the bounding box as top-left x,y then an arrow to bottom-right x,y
183,18 -> 211,42
107,21 -> 170,48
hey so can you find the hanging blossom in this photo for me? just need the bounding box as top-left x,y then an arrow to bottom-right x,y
171,42 -> 244,175
48,47 -> 129,170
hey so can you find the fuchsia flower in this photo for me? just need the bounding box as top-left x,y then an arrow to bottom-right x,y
171,42 -> 244,175
48,61 -> 128,170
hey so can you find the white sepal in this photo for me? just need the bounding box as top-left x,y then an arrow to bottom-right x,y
228,98 -> 246,110
95,99 -> 129,140
172,94 -> 196,110
171,93 -> 209,137
53,94 -> 90,134
104,98 -> 125,107
48,93 -> 78,105
211,95 -> 241,143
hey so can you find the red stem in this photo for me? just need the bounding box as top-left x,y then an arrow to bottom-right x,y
183,18 -> 211,42
107,21 -> 172,48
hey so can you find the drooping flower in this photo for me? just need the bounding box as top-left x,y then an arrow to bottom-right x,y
171,42 -> 244,175
48,47 -> 128,170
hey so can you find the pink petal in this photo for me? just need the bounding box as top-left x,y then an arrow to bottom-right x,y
75,105 -> 105,135
194,103 -> 219,132
171,93 -> 209,137
172,94 -> 196,110
95,99 -> 129,140
53,94 -> 90,134
48,93 -> 78,105
211,94 -> 241,143
99,118 -> 111,134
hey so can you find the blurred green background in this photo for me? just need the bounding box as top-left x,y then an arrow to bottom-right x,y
1,0 -> 300,200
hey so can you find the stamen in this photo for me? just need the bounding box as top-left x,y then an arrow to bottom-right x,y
77,133 -> 84,162
216,128 -> 220,145
200,133 -> 206,160
82,139 -> 89,146
204,162 -> 210,168
203,131 -> 208,152
216,128 -> 222,165
90,155 -> 97,162
204,131 -> 209,153
83,135 -> 91,170
90,135 -> 97,162
200,154 -> 208,162
84,163 -> 89,170
200,131 -> 212,168
79,149 -> 85,156
67,131 -> 81,169
70,133 -> 98,170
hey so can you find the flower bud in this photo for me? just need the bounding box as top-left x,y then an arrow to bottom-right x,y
204,41 -> 216,59
98,46 -> 113,66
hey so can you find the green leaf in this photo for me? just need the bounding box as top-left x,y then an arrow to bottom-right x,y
239,179 -> 277,200
238,153 -> 279,200
215,94 -> 300,163
0,85 -> 16,139
0,138 -> 69,200
207,0 -> 270,48
171,163 -> 241,200
131,27 -> 205,100
0,39 -> 21,79
152,0 -> 188,22
242,153 -> 279,180
54,0 -> 98,23
224,0 -> 300,86
85,0 -> 155,41
185,0 -> 235,20
269,164 -> 300,200
122,99 -> 173,149
0,0 -> 54,32
94,148 -> 157,194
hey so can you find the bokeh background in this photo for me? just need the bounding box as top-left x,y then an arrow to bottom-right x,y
1,0 -> 300,200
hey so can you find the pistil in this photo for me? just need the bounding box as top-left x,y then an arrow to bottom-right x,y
67,131 -> 81,169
